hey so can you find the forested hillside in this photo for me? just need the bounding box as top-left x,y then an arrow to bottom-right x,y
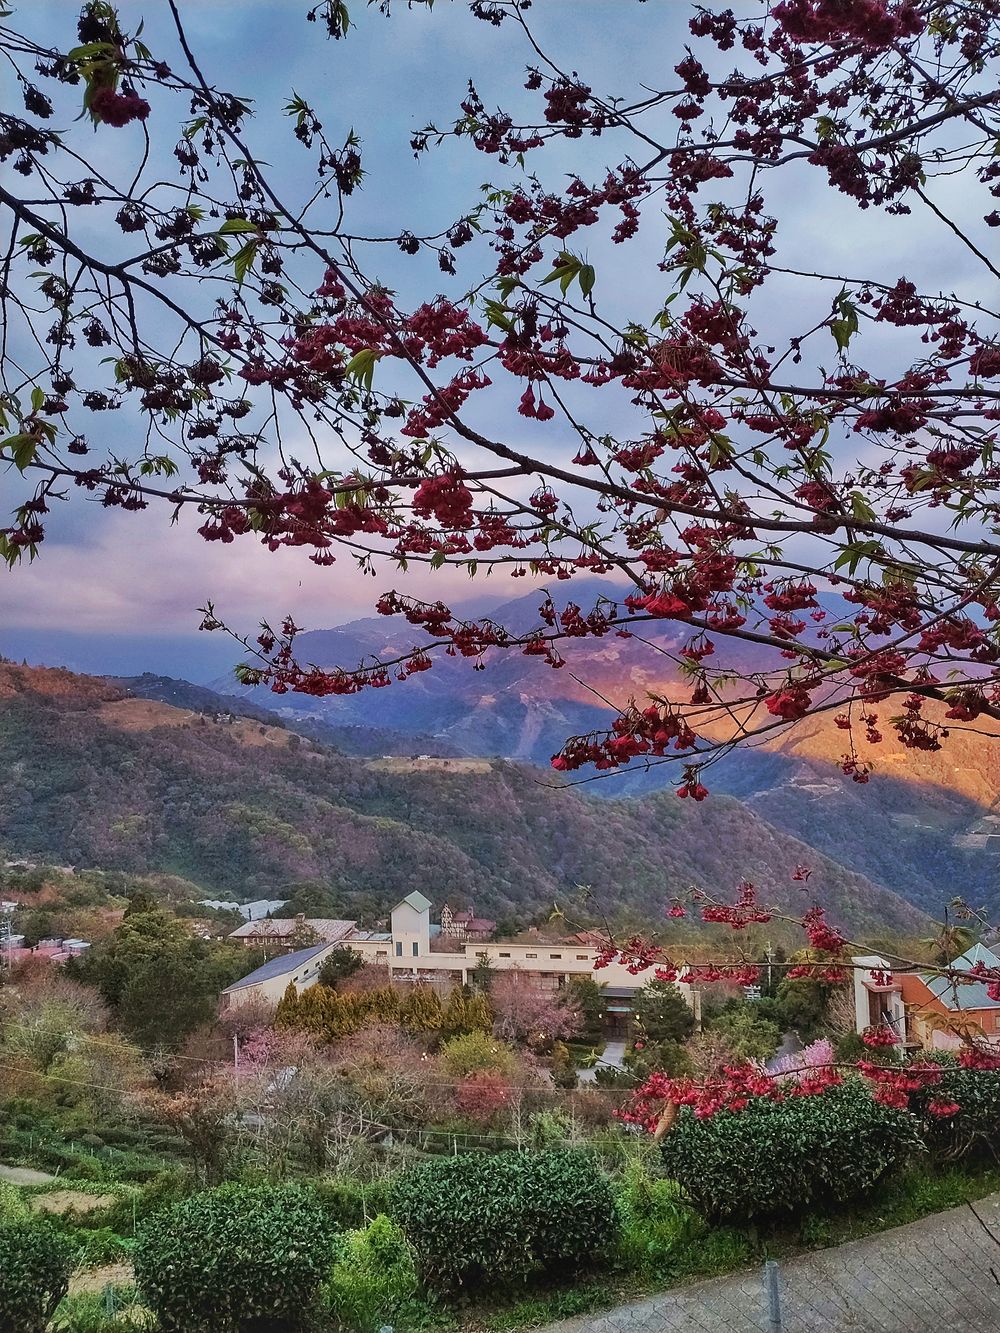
0,663 -> 926,935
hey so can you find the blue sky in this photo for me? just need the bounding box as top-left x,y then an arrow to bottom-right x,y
1,1 -> 993,680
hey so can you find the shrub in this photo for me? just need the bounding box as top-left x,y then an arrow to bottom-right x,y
440,1030 -> 516,1079
325,1214 -> 421,1332
0,1218 -> 76,1333
660,1080 -> 922,1223
912,1066 -> 1000,1161
133,1183 -> 337,1332
0,1181 -> 28,1223
708,1005 -> 781,1063
614,1162 -> 702,1275
391,1148 -> 618,1292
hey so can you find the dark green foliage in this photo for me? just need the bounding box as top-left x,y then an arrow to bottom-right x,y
660,1080 -> 923,1223
390,1149 -> 617,1291
318,945 -> 364,989
708,1004 -> 781,1062
0,1219 -> 75,1333
78,907 -> 251,1047
771,974 -> 835,1043
912,1066 -> 1000,1161
567,977 -> 606,1043
133,1183 -> 337,1332
624,1038 -> 692,1082
632,980 -> 695,1046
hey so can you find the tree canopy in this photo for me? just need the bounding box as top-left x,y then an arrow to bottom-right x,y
3,0 -> 1000,797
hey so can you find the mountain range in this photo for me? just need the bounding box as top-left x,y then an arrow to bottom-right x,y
207,580 -> 1000,918
0,660 -> 929,938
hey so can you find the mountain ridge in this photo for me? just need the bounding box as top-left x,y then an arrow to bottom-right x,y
0,660 -> 928,937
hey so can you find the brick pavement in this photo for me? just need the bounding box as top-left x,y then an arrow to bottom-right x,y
544,1193 -> 1000,1333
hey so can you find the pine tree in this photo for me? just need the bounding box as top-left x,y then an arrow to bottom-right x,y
274,981 -> 300,1029
465,991 -> 493,1033
400,985 -> 443,1033
442,986 -> 471,1036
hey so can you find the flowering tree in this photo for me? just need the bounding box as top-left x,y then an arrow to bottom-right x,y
7,0 -> 1000,1118
3,0 -> 1000,791
489,969 -> 581,1050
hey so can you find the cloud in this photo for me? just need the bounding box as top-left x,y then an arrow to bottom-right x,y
0,507 -> 518,639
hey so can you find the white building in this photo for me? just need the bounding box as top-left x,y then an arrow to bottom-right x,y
220,942 -> 340,1010
222,892 -> 694,1014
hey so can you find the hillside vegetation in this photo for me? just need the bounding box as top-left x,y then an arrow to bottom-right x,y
0,663 -> 926,934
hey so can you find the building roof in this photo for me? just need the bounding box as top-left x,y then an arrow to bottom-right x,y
223,944 -> 330,993
228,918 -> 355,943
923,942 -> 1000,1011
397,891 -> 432,914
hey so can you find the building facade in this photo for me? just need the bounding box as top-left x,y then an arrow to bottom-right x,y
223,893 -> 693,1014
852,945 -> 1000,1051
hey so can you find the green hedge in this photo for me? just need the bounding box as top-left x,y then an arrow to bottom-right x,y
660,1080 -> 922,1223
0,1218 -> 76,1333
391,1149 -> 617,1291
913,1066 -> 1000,1161
133,1183 -> 337,1332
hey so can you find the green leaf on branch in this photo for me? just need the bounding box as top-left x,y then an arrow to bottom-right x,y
1,434 -> 40,473
541,251 -> 590,298
232,241 -> 258,285
217,217 -> 259,235
344,348 -> 380,390
829,288 -> 859,352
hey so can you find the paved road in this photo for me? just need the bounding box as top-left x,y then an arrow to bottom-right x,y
766,1031 -> 803,1072
543,1193 -> 1000,1333
578,1041 -> 627,1085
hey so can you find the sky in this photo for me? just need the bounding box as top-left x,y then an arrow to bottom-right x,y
1,1 -> 994,682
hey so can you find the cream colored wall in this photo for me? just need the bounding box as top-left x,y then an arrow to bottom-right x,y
226,910 -> 695,1010
223,942 -> 336,1010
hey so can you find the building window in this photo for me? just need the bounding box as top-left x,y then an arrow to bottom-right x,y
395,942 -> 403,957
499,951 -> 510,958
550,953 -> 562,960
576,954 -> 588,960
377,950 -> 387,958
412,942 -> 419,956
526,952 -> 537,959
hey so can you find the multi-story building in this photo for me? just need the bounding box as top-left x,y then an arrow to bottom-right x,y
221,891 -> 692,1018
852,944 -> 1000,1052
227,915 -> 358,951
440,904 -> 496,941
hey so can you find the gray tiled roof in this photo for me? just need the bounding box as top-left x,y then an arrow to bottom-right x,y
223,944 -> 329,992
923,942 -> 1000,1010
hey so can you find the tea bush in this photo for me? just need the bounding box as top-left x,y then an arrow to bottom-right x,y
134,1183 -> 336,1332
391,1149 -> 617,1291
0,1218 -> 76,1333
660,1080 -> 922,1223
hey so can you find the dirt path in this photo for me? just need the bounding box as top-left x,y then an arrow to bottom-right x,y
0,1164 -> 56,1186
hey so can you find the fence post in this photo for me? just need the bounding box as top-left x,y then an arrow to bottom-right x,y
764,1259 -> 783,1333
